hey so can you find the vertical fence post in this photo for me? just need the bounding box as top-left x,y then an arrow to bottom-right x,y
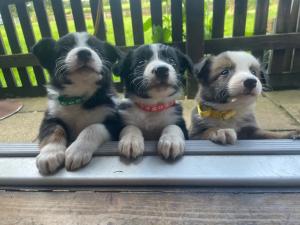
212,0 -> 226,39
269,0 -> 292,75
292,2 -> 300,72
186,0 -> 204,99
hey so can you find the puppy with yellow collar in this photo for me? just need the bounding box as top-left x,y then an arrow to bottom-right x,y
190,51 -> 300,144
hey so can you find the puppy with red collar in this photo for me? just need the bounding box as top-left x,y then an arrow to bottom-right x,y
190,51 -> 300,144
114,44 -> 193,159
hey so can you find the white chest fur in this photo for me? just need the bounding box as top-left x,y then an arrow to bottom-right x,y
120,104 -> 180,140
48,100 -> 113,140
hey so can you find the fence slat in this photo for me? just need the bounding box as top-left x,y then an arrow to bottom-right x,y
109,0 -> 126,46
204,33 -> 300,53
283,0 -> 300,72
51,0 -> 69,37
33,0 -> 52,37
4,33 -> 300,68
233,0 -> 248,37
150,0 -> 162,41
90,0 -> 106,40
186,0 -> 204,98
0,36 -> 17,90
15,1 -> 46,86
269,0 -> 292,74
212,0 -> 226,38
292,2 -> 300,72
0,4 -> 32,88
129,0 -> 144,45
70,0 -> 87,32
252,0 -> 269,60
171,0 -> 183,45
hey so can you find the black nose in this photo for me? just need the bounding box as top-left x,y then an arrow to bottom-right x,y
77,49 -> 91,63
154,66 -> 169,80
244,78 -> 257,90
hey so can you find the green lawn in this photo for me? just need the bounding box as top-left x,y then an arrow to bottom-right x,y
0,0 -> 278,88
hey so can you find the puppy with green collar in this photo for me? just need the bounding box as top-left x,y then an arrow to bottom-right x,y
190,51 -> 300,144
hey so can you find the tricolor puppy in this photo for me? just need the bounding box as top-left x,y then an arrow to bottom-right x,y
32,32 -> 121,174
190,51 -> 300,144
114,44 -> 192,159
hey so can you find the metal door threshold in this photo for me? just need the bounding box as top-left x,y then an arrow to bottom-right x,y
0,140 -> 300,187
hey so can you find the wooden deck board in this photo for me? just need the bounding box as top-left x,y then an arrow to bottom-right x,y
1,190 -> 300,224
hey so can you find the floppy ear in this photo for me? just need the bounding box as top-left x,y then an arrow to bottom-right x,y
194,56 -> 212,84
113,50 -> 132,78
175,49 -> 193,74
31,38 -> 57,71
103,42 -> 123,66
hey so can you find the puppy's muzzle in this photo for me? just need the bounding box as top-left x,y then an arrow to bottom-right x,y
153,66 -> 169,82
77,49 -> 92,63
243,78 -> 257,90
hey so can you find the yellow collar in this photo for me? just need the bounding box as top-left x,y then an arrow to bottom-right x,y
197,103 -> 236,120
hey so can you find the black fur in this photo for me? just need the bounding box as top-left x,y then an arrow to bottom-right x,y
114,44 -> 193,99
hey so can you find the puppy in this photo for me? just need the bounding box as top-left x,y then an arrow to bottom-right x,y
190,51 -> 300,144
114,44 -> 192,159
32,32 -> 121,174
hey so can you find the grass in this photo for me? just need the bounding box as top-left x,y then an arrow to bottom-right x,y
0,0 -> 279,88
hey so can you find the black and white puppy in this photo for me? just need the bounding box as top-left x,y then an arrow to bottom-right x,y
32,32 -> 121,174
114,44 -> 192,159
190,51 -> 300,144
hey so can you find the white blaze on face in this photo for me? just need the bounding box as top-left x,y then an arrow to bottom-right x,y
143,44 -> 177,85
227,51 -> 262,97
65,32 -> 103,73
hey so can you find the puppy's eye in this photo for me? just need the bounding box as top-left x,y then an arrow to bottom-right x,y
220,69 -> 230,76
137,60 -> 145,66
250,69 -> 257,76
168,58 -> 176,65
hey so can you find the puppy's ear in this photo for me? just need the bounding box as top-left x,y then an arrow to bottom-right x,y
113,50 -> 132,78
175,49 -> 193,74
31,38 -> 57,71
194,56 -> 212,84
103,42 -> 123,66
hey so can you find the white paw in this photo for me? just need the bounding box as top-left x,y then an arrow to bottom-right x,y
158,134 -> 185,159
36,144 -> 66,175
65,144 -> 93,171
118,135 -> 144,159
289,130 -> 300,140
209,128 -> 237,145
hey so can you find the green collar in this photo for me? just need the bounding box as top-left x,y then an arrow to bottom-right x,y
57,95 -> 85,106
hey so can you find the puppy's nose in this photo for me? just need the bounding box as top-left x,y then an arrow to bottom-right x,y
154,66 -> 169,80
77,49 -> 91,63
244,78 -> 257,90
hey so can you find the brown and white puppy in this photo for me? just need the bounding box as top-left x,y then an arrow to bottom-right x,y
114,44 -> 192,159
32,32 -> 121,174
189,51 -> 300,144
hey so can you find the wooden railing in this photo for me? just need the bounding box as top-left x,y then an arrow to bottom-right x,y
0,0 -> 300,99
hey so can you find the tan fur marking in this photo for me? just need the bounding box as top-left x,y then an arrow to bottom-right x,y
209,54 -> 233,81
197,127 -> 219,140
40,126 -> 67,148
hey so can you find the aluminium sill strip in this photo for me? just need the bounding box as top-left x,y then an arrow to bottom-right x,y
0,140 -> 300,187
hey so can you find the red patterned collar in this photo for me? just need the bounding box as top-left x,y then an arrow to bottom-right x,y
135,100 -> 176,112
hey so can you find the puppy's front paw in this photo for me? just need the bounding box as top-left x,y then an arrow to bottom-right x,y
158,134 -> 185,159
36,144 -> 66,175
65,144 -> 93,171
289,130 -> 300,140
118,135 -> 144,159
209,128 -> 237,145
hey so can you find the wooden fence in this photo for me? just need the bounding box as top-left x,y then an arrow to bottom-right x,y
0,0 -> 300,99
